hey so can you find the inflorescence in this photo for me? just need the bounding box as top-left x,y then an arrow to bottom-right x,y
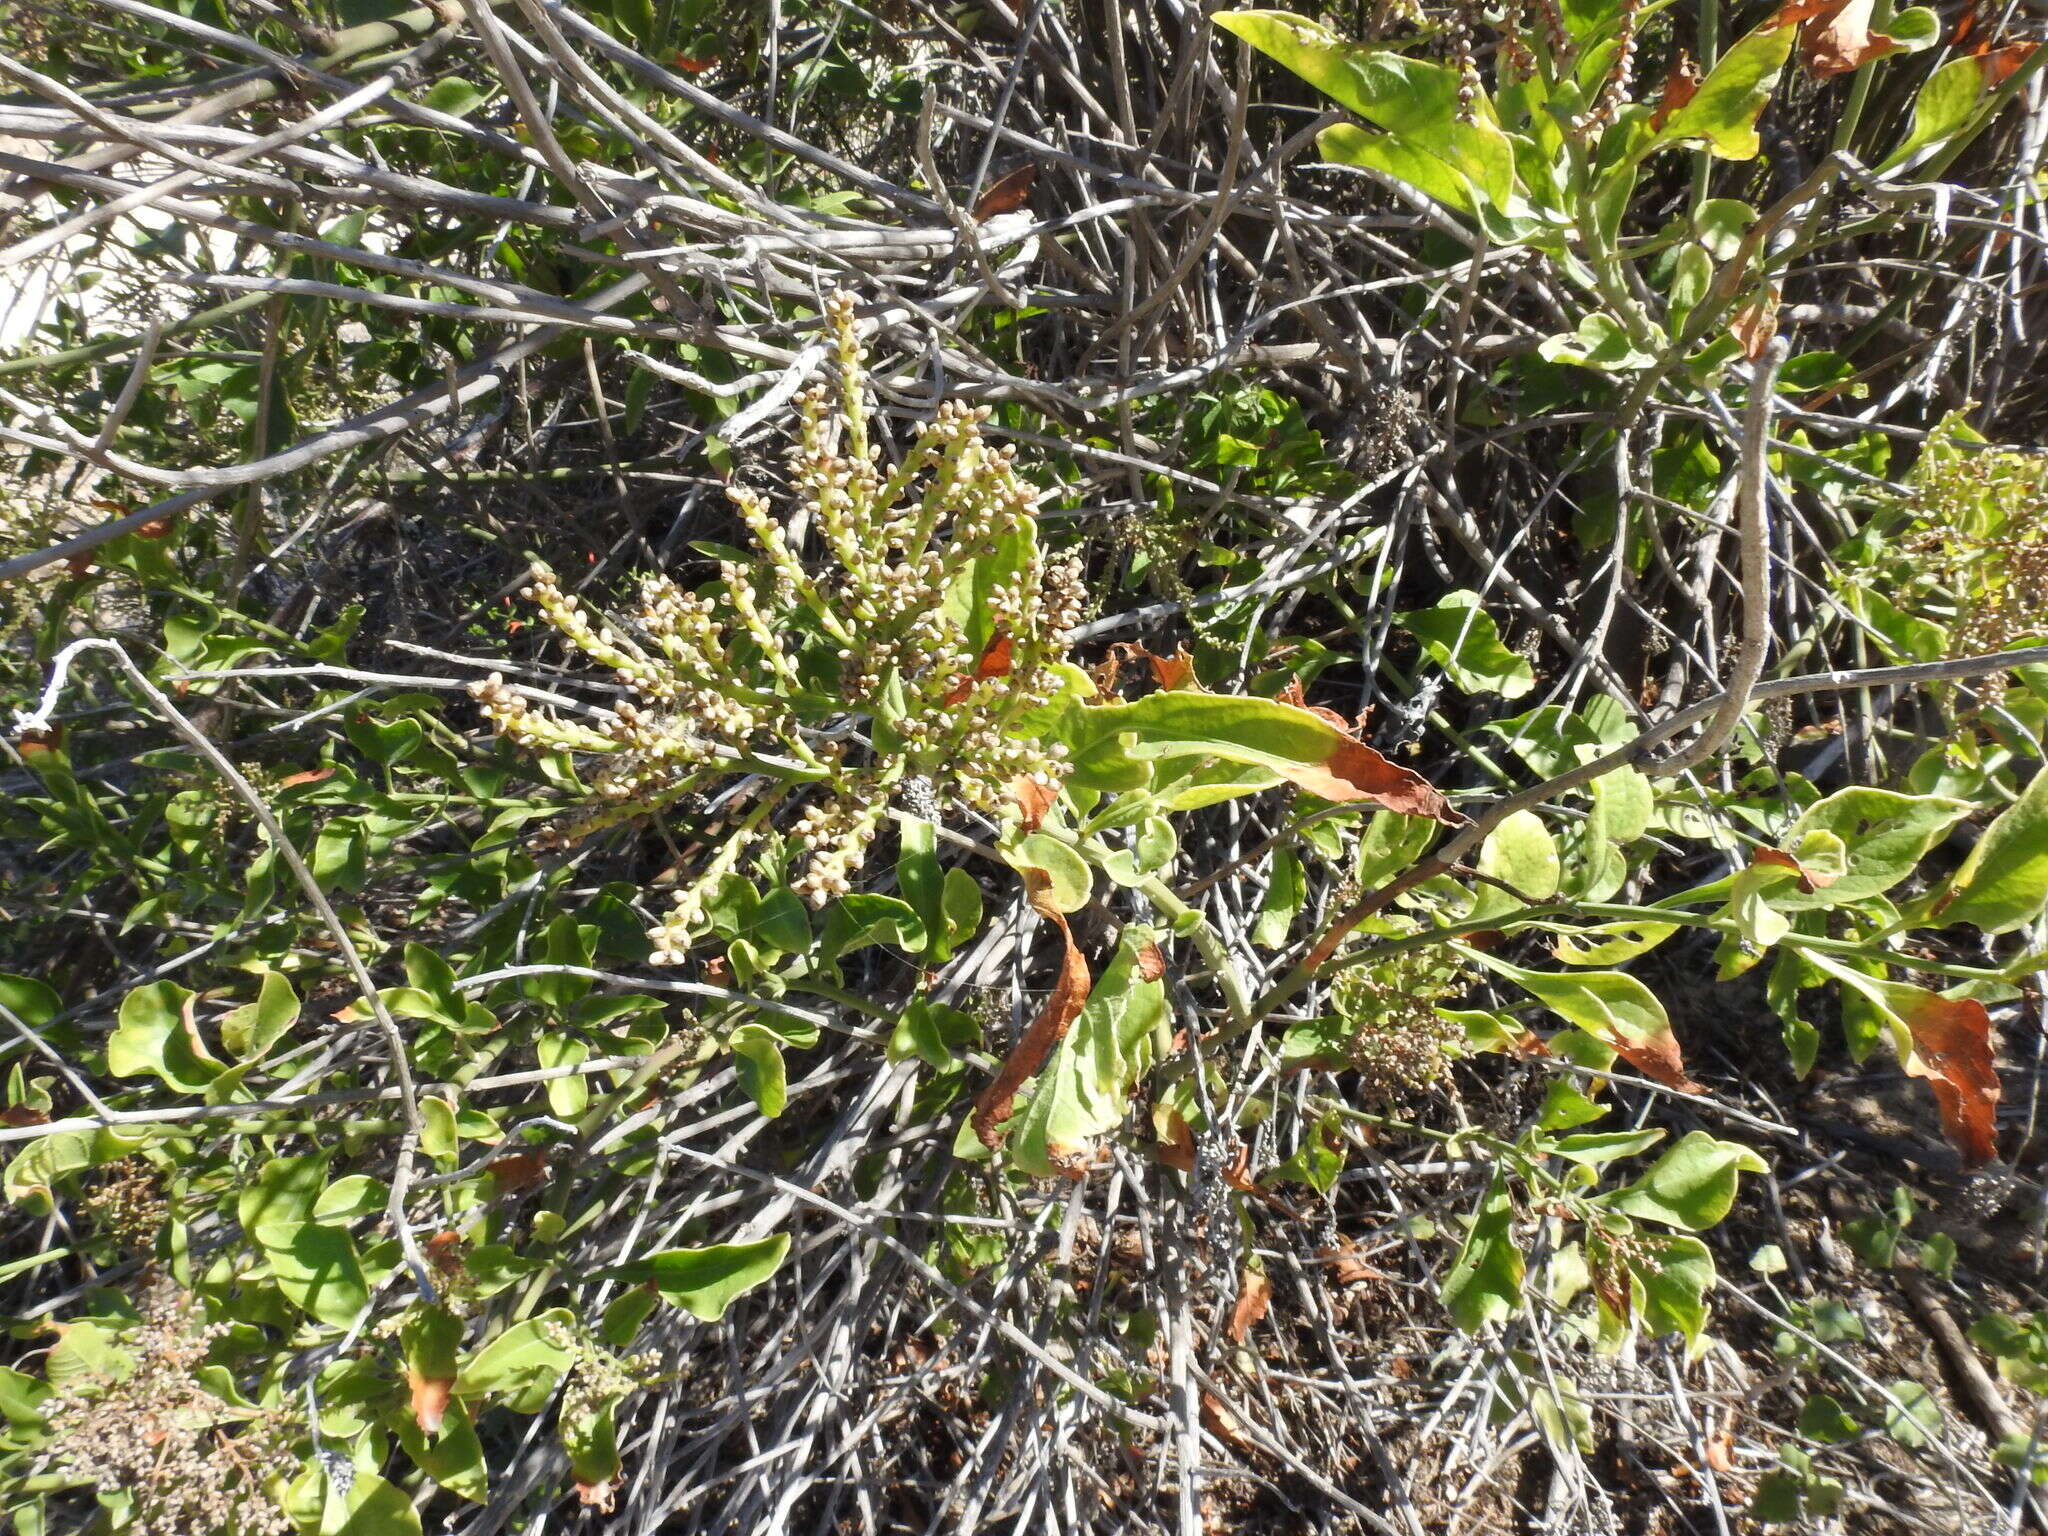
474,293 -> 1082,960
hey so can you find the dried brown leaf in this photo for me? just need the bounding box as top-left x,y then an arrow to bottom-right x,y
972,164 -> 1037,222
1896,990 -> 2001,1166
1226,1269 -> 1272,1343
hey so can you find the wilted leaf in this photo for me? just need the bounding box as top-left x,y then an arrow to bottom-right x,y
1200,1389 -> 1262,1456
973,871 -> 1093,1148
1816,960 -> 2000,1164
1731,290 -> 1780,359
1148,643 -> 1198,691
1003,926 -> 1168,1177
487,1151 -> 549,1195
404,1307 -> 463,1434
1464,951 -> 1699,1091
1976,40 -> 2038,86
1656,20 -> 1796,159
1651,50 -> 1702,128
219,969 -> 300,1061
1752,845 -> 1838,893
1007,774 -> 1058,832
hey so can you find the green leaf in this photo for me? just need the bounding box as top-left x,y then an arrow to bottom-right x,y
1882,56 -> 1990,171
748,887 -> 812,954
238,1155 -> 370,1327
1318,124 -> 1479,220
1214,11 -> 1515,209
942,866 -> 984,950
456,1310 -> 576,1411
317,1472 -> 422,1536
421,77 -> 489,120
1602,1131 -> 1766,1231
1252,847 -> 1306,948
885,997 -> 979,1069
219,969 -> 299,1060
729,1025 -> 787,1118
1395,590 -> 1536,698
1774,788 -> 1971,910
1442,1173 -> 1522,1331
1932,767 -> 2048,934
1635,1232 -> 1716,1347
1881,1380 -> 1940,1448
645,1234 -> 790,1321
1553,918 -> 1677,967
1476,809 -> 1561,903
1539,312 -> 1659,372
1748,1469 -> 1807,1523
1888,6 -> 1941,49
822,893 -> 925,957
1693,198 -> 1757,260
1356,808 -> 1437,888
944,519 -> 1037,656
1051,688 -> 1451,817
896,817 -> 950,958
397,1400 -> 487,1502
345,713 -> 423,767
1656,19 -> 1795,160
537,1033 -> 590,1118
403,941 -> 462,1013
0,974 -> 60,1029
563,1396 -> 621,1496
4,1125 -> 152,1209
1798,1392 -> 1860,1443
108,981 -> 220,1092
1546,1128 -> 1663,1166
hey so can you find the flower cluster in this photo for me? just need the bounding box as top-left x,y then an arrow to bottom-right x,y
83,1157 -> 168,1255
38,1280 -> 299,1536
474,293 -> 1080,958
540,1318 -> 665,1426
1329,945 -> 1468,1101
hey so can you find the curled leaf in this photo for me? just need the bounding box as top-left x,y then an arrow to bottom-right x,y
1752,846 -> 1838,893
1007,774 -> 1058,833
1465,951 -> 1699,1092
408,1369 -> 454,1435
1317,1239 -> 1385,1287
1147,643 -> 1198,691
971,871 -> 1093,1147
1778,0 -> 1904,75
1731,289 -> 1780,359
